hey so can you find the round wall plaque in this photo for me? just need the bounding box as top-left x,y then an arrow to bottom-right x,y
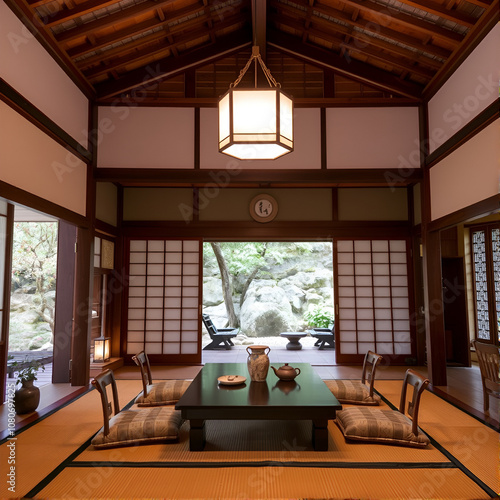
249,194 -> 278,223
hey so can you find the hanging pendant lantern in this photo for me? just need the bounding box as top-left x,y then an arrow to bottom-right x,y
218,46 -> 294,160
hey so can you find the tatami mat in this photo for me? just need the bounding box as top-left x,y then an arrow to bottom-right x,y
38,466 -> 490,499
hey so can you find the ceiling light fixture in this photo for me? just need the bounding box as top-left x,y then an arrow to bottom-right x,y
218,46 -> 294,160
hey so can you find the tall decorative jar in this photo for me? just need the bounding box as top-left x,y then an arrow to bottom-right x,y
246,345 -> 271,382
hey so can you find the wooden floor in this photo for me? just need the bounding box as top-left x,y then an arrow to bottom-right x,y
1,347 -> 498,435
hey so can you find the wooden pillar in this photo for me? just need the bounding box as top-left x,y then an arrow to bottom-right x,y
71,226 -> 93,386
420,104 -> 447,385
52,221 -> 76,383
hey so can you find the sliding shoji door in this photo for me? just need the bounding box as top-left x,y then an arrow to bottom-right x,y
335,239 -> 414,363
125,239 -> 202,363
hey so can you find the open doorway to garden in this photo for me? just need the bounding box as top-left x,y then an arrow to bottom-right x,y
7,207 -> 58,388
202,242 -> 335,364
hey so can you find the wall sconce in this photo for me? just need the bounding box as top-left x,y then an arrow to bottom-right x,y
94,336 -> 111,363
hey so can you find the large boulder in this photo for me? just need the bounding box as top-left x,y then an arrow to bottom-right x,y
240,285 -> 296,337
280,283 -> 306,313
202,277 -> 224,306
279,268 -> 332,291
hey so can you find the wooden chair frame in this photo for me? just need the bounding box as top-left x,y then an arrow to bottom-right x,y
398,369 -> 430,436
92,369 -> 121,438
472,340 -> 500,412
132,350 -> 154,399
202,313 -> 238,350
361,350 -> 383,399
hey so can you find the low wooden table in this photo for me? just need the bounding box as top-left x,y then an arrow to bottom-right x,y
280,331 -> 307,350
175,362 -> 341,451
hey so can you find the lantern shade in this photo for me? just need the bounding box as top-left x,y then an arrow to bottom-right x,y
218,88 -> 293,160
94,336 -> 111,363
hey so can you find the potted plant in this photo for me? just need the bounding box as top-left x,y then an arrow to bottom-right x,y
13,359 -> 45,414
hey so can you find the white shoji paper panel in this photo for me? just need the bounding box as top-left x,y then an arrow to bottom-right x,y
337,239 -> 412,357
126,239 -> 200,357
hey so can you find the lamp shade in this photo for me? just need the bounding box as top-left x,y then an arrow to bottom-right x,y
94,336 -> 111,363
219,88 -> 293,160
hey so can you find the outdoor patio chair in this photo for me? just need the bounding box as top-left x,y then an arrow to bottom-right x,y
335,369 -> 430,448
132,351 -> 191,407
202,313 -> 238,350
91,369 -> 183,449
472,340 -> 500,412
308,326 -> 335,349
325,350 -> 383,405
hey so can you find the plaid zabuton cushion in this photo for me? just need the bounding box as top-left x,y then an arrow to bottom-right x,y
335,406 -> 430,448
325,380 -> 381,405
135,380 -> 191,407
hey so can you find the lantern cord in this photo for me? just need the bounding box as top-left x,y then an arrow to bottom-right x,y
230,48 -> 280,89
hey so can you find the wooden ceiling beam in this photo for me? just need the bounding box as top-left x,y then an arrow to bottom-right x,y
276,0 -> 452,60
336,0 -> 464,44
271,12 -> 438,77
55,0 -> 182,43
267,29 -> 424,99
394,0 -> 478,28
94,30 -> 252,99
67,1 -> 246,58
251,0 -> 267,60
423,0 -> 499,99
41,0 -> 124,28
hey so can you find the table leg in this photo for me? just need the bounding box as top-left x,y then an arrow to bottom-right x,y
189,419 -> 206,451
312,419 -> 329,451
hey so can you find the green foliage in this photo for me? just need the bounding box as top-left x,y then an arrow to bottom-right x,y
12,358 -> 45,385
304,305 -> 335,328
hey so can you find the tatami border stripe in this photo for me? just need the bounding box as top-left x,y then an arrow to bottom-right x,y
67,460 -> 457,470
375,388 -> 498,498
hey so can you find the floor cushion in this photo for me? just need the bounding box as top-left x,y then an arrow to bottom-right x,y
135,380 -> 191,407
91,406 -> 183,449
325,380 -> 381,405
336,406 -> 430,448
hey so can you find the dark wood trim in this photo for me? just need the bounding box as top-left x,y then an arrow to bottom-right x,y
320,108 -> 327,170
0,180 -> 89,228
2,0 -> 95,98
95,219 -> 118,237
120,220 -> 412,239
71,227 -> 93,386
52,221 -> 76,383
0,204 -> 14,403
331,187 -> 338,222
426,100 -> 500,169
0,78 -> 92,163
423,2 -> 500,100
429,194 -> 500,233
96,96 -> 420,107
95,168 -> 423,186
194,108 -> 200,170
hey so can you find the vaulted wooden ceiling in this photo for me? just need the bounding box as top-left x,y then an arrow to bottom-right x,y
6,0 -> 498,104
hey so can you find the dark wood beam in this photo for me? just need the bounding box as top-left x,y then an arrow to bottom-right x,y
337,0 -> 465,44
42,0 -> 123,27
423,0 -> 499,99
2,0 -> 94,97
0,78 -> 92,163
426,99 -> 500,168
94,31 -> 252,99
95,168 -> 423,185
273,0 -> 452,61
252,0 -> 267,60
395,0 -> 478,27
267,29 -> 424,99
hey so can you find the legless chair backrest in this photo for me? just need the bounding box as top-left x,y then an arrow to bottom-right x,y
361,351 -> 383,398
472,340 -> 500,411
92,369 -> 121,438
399,369 -> 430,437
132,351 -> 153,399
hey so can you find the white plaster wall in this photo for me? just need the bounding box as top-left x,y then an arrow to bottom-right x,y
428,24 -> 500,153
0,1 -> 89,148
430,120 -> 500,220
326,107 -> 420,169
200,108 -> 321,169
0,102 -> 87,215
97,107 -> 194,168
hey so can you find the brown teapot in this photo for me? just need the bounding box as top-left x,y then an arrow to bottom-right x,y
271,363 -> 301,381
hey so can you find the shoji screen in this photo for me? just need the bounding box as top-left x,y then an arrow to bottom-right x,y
336,239 -> 413,363
125,239 -> 201,363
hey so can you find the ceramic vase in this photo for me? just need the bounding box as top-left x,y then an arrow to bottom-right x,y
246,345 -> 270,382
14,380 -> 40,414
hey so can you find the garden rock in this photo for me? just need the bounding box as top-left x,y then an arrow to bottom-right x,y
203,277 -> 224,306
